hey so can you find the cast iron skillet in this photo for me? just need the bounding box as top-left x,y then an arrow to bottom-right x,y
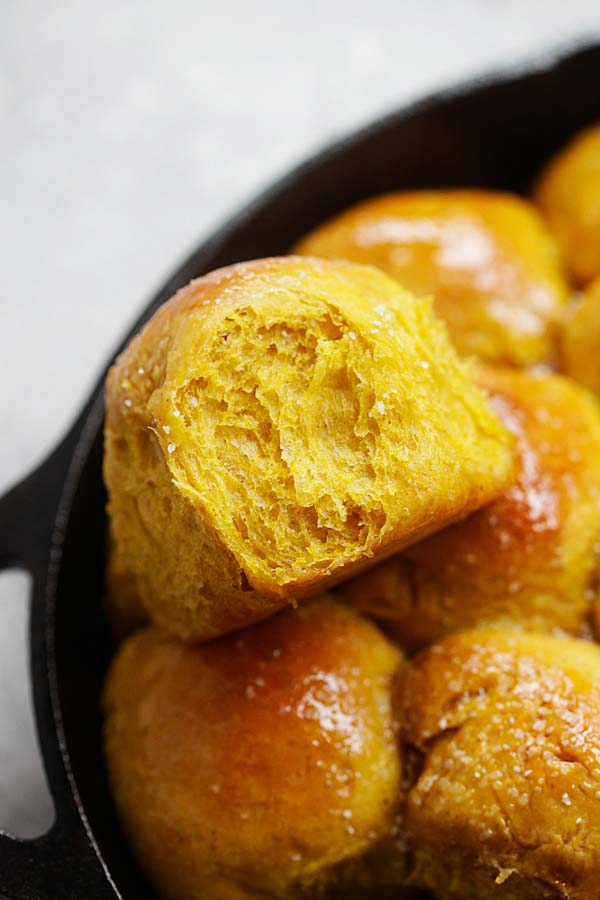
1,39 -> 600,900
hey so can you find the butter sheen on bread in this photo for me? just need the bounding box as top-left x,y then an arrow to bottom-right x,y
103,601 -> 406,900
535,123 -> 600,286
295,190 -> 568,368
398,628 -> 600,898
104,256 -> 514,642
561,276 -> 600,396
339,366 -> 600,649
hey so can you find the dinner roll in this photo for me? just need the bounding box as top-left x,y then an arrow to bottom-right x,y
339,366 -> 600,649
103,600 -> 406,900
295,190 -> 568,367
535,123 -> 600,285
104,536 -> 147,640
104,256 -> 514,642
397,628 -> 600,899
561,276 -> 600,395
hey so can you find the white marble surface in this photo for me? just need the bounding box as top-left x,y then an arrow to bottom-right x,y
2,0 -> 600,839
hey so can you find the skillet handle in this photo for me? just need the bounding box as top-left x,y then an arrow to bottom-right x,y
0,416 -> 120,899
0,425 -> 81,571
0,822 -> 118,900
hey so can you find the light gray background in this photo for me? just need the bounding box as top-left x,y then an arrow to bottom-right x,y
2,0 -> 600,839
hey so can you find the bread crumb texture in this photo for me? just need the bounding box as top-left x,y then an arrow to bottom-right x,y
104,257 -> 514,641
340,365 -> 600,649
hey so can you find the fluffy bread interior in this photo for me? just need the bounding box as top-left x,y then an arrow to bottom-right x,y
105,257 -> 515,640
151,260 -> 514,592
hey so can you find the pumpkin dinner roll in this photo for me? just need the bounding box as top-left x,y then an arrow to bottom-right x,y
561,276 -> 600,396
339,366 -> 600,650
397,628 -> 600,899
103,600 -> 408,900
295,190 -> 569,368
535,123 -> 600,286
104,535 -> 147,640
104,256 -> 514,642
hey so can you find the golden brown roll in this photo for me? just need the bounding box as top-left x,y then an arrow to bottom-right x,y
535,123 -> 600,286
339,366 -> 600,649
103,600 -> 405,900
104,256 -> 514,642
561,276 -> 600,395
104,535 -> 147,640
295,190 -> 568,367
397,627 -> 600,899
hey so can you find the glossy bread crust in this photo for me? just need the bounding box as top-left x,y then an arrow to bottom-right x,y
397,628 -> 600,899
103,601 -> 405,900
561,276 -> 600,396
535,123 -> 600,286
104,256 -> 514,642
339,366 -> 600,649
295,190 -> 568,367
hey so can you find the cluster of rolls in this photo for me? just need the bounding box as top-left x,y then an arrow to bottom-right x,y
103,123 -> 600,900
